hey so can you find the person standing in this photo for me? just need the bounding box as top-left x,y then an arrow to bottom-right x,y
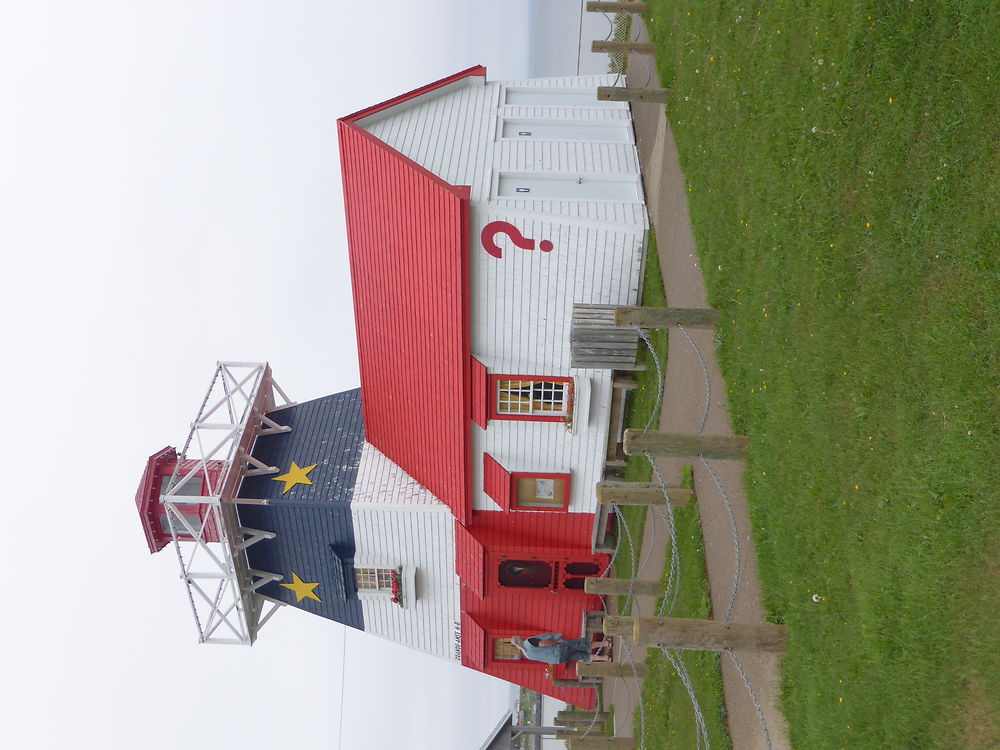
510,633 -> 610,664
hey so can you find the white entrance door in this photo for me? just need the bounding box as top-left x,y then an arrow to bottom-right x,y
498,173 -> 640,202
502,119 -> 632,143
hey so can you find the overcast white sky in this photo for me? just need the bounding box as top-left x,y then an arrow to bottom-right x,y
0,2 -> 616,748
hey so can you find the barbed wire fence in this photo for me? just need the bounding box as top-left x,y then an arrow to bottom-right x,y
560,9 -> 778,747
573,314 -> 776,750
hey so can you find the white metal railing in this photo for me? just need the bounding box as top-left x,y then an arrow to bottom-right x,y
161,361 -> 295,644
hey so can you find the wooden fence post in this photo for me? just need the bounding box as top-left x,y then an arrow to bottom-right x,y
602,616 -> 635,637
598,86 -> 671,104
591,41 -> 657,55
585,577 -> 663,597
628,616 -> 787,652
556,710 -> 611,724
568,738 -> 636,750
596,480 -> 693,507
615,306 -> 719,328
553,678 -> 594,688
623,430 -> 748,460
578,661 -> 649,678
585,1 -> 647,12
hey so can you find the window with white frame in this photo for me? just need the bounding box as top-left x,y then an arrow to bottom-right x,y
354,567 -> 396,592
353,565 -> 414,608
495,379 -> 569,417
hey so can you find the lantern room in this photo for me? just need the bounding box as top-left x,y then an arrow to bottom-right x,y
135,446 -> 223,553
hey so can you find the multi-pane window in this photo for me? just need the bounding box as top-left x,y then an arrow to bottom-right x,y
492,638 -> 522,661
495,379 -> 569,417
354,567 -> 395,592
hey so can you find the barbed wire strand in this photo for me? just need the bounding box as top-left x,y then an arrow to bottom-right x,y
727,648 -> 775,750
675,324 -> 774,745
662,647 -> 711,750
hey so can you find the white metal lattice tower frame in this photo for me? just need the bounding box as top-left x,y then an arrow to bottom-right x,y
161,362 -> 296,645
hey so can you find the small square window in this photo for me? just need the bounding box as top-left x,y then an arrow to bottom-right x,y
492,638 -> 522,661
354,567 -> 396,592
353,566 -> 413,608
513,474 -> 570,510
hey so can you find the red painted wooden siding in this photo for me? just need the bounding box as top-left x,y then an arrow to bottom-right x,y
461,612 -> 486,669
470,357 -> 488,429
337,120 -> 472,523
339,65 -> 605,709
455,522 -> 486,598
482,454 -> 511,510
457,509 -> 609,708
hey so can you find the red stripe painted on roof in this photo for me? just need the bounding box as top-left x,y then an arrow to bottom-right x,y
337,118 -> 472,523
341,66 -> 487,124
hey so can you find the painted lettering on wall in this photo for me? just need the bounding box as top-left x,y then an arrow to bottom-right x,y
453,620 -> 462,661
481,220 -> 554,258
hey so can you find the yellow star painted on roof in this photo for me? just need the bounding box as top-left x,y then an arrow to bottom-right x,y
272,461 -> 317,494
280,572 -> 322,603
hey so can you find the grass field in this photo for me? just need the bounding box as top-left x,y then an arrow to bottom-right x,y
645,1 -> 1000,748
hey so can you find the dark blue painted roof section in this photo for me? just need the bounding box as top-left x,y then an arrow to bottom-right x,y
235,390 -> 365,629
238,504 -> 363,626
239,389 -> 365,505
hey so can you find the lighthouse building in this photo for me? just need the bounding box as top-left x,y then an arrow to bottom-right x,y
136,67 -> 649,707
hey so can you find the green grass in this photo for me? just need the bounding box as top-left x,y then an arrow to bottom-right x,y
645,2 -> 1000,748
613,231 -> 669,611
639,468 -> 732,750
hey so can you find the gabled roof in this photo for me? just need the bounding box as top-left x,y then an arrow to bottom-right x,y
337,67 -> 485,525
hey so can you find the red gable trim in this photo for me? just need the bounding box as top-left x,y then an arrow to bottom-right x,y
341,65 -> 487,125
483,454 -> 511,511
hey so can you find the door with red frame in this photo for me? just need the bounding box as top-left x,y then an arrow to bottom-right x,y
496,555 -> 604,593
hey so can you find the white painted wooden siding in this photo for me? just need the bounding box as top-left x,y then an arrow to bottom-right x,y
364,76 -> 496,202
350,501 -> 461,662
359,73 -> 649,518
349,443 -> 461,660
476,76 -> 646,516
351,442 -> 442,508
